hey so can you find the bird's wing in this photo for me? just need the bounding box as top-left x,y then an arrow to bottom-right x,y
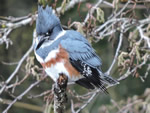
60,32 -> 109,92
60,37 -> 102,68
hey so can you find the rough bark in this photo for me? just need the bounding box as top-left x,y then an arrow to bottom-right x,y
53,73 -> 68,113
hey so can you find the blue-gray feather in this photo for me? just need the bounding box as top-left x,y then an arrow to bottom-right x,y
36,5 -> 60,35
60,30 -> 102,67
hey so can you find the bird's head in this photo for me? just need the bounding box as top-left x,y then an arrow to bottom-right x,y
35,5 -> 62,50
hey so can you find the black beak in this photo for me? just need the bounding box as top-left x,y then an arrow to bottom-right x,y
36,36 -> 46,50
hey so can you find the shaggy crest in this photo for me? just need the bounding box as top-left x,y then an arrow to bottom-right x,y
36,5 -> 60,35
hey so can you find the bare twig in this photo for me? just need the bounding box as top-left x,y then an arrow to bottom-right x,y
111,99 -> 121,111
118,54 -> 149,81
2,76 -> 46,113
103,1 -> 113,8
3,15 -> 36,29
83,0 -> 104,26
117,99 -> 143,113
106,23 -> 125,75
0,43 -> 34,95
75,92 -> 97,113
57,0 -> 87,13
1,61 -> 18,65
28,90 -> 52,99
6,73 -> 30,90
0,29 -> 12,48
137,25 -> 150,48
108,0 -> 131,19
71,100 -> 75,113
95,17 -> 150,38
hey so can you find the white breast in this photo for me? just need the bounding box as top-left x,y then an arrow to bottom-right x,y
45,62 -> 69,82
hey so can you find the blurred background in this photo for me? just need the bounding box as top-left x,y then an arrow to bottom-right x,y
0,0 -> 150,113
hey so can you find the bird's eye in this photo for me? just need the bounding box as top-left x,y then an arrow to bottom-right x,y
45,29 -> 53,36
45,32 -> 50,36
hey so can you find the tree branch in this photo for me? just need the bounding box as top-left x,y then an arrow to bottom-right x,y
106,23 -> 125,75
53,74 -> 68,113
2,76 -> 46,113
0,43 -> 34,95
83,0 -> 104,26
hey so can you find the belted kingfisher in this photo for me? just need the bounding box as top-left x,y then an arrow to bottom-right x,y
34,5 -> 118,93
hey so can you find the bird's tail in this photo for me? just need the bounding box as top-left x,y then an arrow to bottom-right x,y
98,70 -> 119,85
102,75 -> 119,85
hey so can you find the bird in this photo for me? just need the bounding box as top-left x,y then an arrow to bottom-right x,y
34,5 -> 118,93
